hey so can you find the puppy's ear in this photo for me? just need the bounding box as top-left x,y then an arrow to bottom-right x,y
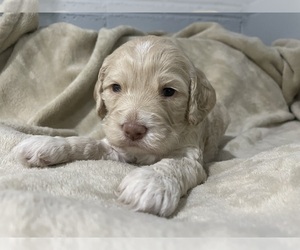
188,68 -> 216,125
94,59 -> 109,119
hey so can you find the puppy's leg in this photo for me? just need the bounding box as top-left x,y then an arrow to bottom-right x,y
13,136 -> 118,168
117,156 -> 207,217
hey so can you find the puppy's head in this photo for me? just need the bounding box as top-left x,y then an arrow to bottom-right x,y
94,36 -> 216,155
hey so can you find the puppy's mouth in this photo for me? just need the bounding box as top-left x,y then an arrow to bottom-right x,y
115,136 -> 150,151
119,138 -> 143,148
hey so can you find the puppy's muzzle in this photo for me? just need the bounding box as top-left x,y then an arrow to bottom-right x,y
122,122 -> 148,141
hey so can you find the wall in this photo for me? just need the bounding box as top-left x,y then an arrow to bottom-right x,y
39,0 -> 255,12
242,0 -> 300,44
36,0 -> 300,45
38,0 -> 252,34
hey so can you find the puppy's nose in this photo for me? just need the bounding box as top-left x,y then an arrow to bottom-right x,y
122,122 -> 147,141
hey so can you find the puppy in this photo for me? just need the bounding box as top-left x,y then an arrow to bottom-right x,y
13,36 -> 229,217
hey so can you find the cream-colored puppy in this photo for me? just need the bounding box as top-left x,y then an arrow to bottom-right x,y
13,36 -> 229,217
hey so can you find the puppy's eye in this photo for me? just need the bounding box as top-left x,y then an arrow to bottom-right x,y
111,83 -> 121,93
162,87 -> 176,97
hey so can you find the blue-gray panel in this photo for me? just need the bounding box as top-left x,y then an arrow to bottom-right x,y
39,13 -> 243,33
242,13 -> 300,45
106,13 -> 242,33
39,13 -> 107,30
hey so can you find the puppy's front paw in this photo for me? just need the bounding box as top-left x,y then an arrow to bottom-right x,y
13,136 -> 69,168
117,167 -> 181,217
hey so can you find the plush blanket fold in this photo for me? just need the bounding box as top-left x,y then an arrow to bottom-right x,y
1,6 -> 300,236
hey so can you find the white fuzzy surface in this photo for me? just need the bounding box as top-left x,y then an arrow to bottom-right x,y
1,2 -> 300,237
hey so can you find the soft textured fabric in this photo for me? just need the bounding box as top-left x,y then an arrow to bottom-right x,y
1,4 -> 300,236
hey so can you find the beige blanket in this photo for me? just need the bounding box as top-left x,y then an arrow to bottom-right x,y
1,4 -> 300,236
